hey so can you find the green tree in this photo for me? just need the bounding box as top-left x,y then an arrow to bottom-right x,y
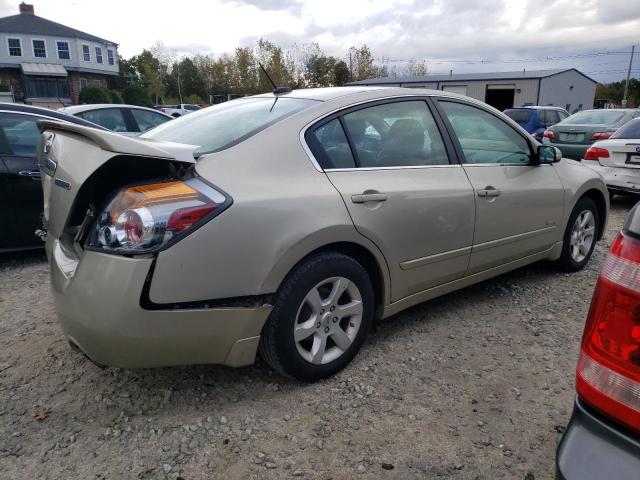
348,45 -> 376,81
108,89 -> 123,103
122,84 -> 151,106
234,47 -> 258,95
79,84 -> 111,104
333,60 -> 350,86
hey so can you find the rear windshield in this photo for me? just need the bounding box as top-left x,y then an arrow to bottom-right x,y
142,97 -> 316,156
561,110 -> 627,125
611,118 -> 640,139
503,109 -> 533,123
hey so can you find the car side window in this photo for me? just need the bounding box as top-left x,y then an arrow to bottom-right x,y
308,118 -> 356,169
130,109 -> 170,132
439,101 -> 531,165
342,101 -> 449,168
77,109 -> 128,132
0,113 -> 40,157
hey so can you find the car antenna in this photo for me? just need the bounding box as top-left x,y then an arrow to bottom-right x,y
259,63 -> 291,95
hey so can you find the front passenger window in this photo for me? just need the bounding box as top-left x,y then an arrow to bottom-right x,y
439,101 -> 531,165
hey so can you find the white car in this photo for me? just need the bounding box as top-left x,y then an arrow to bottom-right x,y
582,118 -> 640,198
155,104 -> 201,117
59,104 -> 172,135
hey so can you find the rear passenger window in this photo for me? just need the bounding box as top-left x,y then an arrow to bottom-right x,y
78,109 -> 128,132
308,119 -> 356,169
342,101 -> 449,167
439,101 -> 531,165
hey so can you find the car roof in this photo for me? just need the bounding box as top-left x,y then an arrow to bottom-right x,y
254,86 -> 392,102
60,104 -> 173,118
0,102 -> 107,129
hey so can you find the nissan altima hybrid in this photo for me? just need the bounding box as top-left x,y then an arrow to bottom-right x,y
38,87 -> 609,381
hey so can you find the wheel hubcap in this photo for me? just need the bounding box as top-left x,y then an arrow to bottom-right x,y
294,277 -> 363,365
570,210 -> 596,263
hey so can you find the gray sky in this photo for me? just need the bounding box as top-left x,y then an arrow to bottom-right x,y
1,0 -> 639,81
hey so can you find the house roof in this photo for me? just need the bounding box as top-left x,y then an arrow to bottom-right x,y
0,11 -> 116,45
348,68 -> 597,85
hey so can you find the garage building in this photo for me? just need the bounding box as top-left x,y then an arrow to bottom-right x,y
347,68 -> 597,113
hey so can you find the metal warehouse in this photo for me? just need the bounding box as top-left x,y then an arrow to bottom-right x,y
348,68 -> 597,113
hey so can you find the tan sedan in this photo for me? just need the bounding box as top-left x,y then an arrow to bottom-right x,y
38,87 -> 608,381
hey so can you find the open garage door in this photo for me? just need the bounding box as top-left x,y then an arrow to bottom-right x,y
485,84 -> 515,111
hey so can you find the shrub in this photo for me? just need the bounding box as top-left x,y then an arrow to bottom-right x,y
108,89 -> 123,104
122,84 -> 151,107
0,84 -> 10,93
79,84 -> 111,104
184,94 -> 203,105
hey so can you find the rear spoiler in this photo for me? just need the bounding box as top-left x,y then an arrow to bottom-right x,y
37,120 -> 197,163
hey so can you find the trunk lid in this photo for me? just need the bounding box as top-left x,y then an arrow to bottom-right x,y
550,124 -> 607,145
596,139 -> 640,169
37,120 -> 196,241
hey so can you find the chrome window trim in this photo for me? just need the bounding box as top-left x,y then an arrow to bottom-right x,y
326,164 -> 462,173
299,93 -> 447,173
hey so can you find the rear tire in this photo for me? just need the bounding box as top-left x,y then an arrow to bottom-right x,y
259,252 -> 374,382
557,197 -> 599,272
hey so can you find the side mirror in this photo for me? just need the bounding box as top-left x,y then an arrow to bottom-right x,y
537,145 -> 562,164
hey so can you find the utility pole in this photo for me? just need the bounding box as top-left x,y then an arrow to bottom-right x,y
622,45 -> 635,107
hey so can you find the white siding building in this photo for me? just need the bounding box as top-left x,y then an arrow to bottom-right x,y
348,68 -> 597,113
0,2 -> 119,105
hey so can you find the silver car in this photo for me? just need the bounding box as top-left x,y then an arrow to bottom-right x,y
38,87 -> 608,381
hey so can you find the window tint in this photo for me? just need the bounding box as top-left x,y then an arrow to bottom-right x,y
308,118 -> 355,169
0,114 -> 40,157
561,110 -> 626,125
130,109 -> 170,132
142,97 -> 315,156
78,109 -> 128,132
440,101 -> 531,165
503,109 -> 532,124
342,101 -> 449,167
611,118 -> 640,140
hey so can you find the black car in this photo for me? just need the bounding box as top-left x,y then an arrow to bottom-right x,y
556,202 -> 640,478
0,103 -> 105,252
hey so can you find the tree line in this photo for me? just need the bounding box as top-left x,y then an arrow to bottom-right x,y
595,78 -> 640,108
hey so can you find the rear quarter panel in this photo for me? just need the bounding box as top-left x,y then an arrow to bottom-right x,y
147,116 -> 391,305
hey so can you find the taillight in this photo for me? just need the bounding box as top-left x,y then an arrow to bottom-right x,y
543,130 -> 555,139
577,232 -> 640,432
583,146 -> 610,161
591,131 -> 613,141
86,178 -> 228,254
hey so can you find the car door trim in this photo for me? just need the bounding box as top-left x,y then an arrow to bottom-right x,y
399,245 -> 472,270
471,225 -> 557,253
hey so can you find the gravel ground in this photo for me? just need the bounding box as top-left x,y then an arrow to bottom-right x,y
0,197 -> 635,480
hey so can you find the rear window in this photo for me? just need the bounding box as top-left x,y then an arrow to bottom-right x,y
503,109 -> 533,123
561,110 -> 627,125
611,118 -> 640,139
142,97 -> 316,156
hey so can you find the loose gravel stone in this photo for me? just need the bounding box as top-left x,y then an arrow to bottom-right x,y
0,199 -> 632,479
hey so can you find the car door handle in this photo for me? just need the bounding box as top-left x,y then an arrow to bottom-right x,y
477,187 -> 500,198
351,193 -> 388,203
18,170 -> 41,179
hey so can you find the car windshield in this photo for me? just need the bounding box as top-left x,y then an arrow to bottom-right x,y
560,110 -> 627,125
503,109 -> 533,123
611,118 -> 640,139
142,97 -> 317,156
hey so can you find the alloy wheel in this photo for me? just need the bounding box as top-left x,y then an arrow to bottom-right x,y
570,209 -> 596,263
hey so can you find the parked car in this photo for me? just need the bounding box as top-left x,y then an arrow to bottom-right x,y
154,104 -> 201,117
544,109 -> 640,160
556,201 -> 640,479
582,118 -> 640,198
0,103 -> 106,252
59,104 -> 172,135
38,87 -> 608,381
503,106 -> 569,140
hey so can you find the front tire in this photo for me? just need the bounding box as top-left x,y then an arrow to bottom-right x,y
259,252 -> 374,382
557,197 -> 599,272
